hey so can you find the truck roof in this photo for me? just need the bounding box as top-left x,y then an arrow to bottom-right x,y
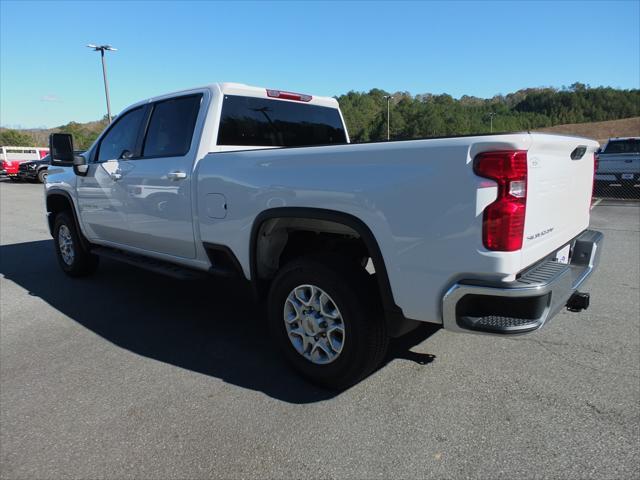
139,82 -> 340,110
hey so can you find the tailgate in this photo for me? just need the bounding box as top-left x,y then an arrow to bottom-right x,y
520,134 -> 599,268
596,154 -> 640,174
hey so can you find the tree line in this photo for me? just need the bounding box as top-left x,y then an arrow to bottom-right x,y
1,83 -> 638,148
338,83 -> 639,142
0,118 -> 109,150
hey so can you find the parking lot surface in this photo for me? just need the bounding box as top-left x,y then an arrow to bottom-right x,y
1,180 -> 639,479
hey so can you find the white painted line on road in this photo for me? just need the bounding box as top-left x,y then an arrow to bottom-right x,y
591,198 -> 602,209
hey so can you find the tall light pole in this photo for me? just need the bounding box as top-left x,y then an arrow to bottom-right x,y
383,95 -> 393,140
87,44 -> 117,123
487,112 -> 496,133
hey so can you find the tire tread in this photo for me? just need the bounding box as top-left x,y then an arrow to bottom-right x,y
53,212 -> 98,277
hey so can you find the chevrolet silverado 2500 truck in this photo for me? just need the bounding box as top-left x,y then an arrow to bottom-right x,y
45,83 -> 603,388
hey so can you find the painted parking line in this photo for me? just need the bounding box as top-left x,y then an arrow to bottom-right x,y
591,198 -> 602,209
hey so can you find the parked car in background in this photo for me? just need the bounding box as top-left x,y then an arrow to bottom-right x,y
17,151 -> 84,183
0,146 -> 49,179
18,154 -> 52,183
595,137 -> 640,194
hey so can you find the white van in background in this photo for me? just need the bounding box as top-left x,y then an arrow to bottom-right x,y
0,146 -> 49,178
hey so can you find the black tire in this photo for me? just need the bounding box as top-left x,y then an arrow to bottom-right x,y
37,169 -> 48,184
53,212 -> 99,277
268,254 -> 388,389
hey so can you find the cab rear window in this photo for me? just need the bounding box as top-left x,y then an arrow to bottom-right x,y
603,139 -> 640,154
217,95 -> 347,147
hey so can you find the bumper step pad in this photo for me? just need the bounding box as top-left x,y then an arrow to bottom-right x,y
458,314 -> 542,334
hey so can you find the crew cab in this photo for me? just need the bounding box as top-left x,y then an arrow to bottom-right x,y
44,82 -> 603,388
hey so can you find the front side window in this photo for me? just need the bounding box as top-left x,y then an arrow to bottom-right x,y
97,107 -> 145,161
142,95 -> 202,158
7,149 -> 35,154
217,95 -> 347,147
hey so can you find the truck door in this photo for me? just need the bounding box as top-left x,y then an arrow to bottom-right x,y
77,106 -> 146,244
116,94 -> 203,259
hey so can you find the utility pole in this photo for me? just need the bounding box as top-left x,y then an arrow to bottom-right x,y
87,44 -> 117,123
383,95 -> 393,140
488,112 -> 496,133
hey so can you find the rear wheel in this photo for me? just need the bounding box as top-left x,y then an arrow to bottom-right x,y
53,212 -> 99,277
37,169 -> 48,183
268,254 -> 388,389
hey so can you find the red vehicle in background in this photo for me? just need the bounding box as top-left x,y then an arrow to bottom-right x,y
0,146 -> 49,179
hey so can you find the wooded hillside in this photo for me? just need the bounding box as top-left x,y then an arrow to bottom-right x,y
338,83 -> 639,142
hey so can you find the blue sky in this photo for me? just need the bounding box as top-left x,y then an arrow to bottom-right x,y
1,0 -> 639,128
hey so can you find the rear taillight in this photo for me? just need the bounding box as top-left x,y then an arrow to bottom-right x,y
474,150 -> 528,251
592,152 -> 599,198
266,89 -> 312,102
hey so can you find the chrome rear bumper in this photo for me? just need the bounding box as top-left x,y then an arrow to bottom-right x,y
442,230 -> 604,335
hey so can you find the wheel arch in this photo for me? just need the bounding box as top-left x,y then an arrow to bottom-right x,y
249,207 -> 418,337
45,190 -> 88,250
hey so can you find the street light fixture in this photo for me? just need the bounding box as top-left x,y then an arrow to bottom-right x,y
487,112 -> 497,133
383,95 -> 394,141
87,44 -> 117,123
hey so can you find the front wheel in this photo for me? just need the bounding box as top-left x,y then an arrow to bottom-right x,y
37,169 -> 48,183
268,255 -> 388,389
53,212 -> 99,277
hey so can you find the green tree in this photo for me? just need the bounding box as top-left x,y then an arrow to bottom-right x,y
337,85 -> 639,142
0,129 -> 34,146
56,118 -> 108,150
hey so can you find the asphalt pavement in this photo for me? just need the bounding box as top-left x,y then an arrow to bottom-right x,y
1,180 -> 638,479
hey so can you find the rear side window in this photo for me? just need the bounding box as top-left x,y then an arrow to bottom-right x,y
217,95 -> 347,147
603,139 -> 640,154
97,107 -> 145,161
143,95 -> 202,157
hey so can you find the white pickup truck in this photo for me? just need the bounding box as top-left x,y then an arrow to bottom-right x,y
45,82 -> 603,388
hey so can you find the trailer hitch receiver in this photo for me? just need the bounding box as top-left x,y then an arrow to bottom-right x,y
566,291 -> 590,312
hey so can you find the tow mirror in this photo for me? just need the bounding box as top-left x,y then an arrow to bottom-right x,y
49,133 -> 74,166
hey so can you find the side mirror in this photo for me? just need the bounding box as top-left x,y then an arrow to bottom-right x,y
49,133 -> 74,166
73,154 -> 88,176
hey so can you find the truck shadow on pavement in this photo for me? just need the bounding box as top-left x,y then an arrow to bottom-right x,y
0,240 -> 438,403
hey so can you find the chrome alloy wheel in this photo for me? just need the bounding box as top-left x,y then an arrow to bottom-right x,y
284,284 -> 345,364
58,224 -> 75,266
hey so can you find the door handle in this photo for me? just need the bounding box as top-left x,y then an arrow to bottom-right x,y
167,171 -> 187,181
110,172 -> 122,181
